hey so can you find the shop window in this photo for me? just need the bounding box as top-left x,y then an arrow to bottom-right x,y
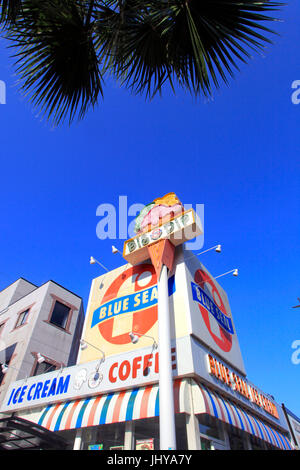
175,414 -> 188,450
229,431 -> 246,450
81,422 -> 126,450
49,301 -> 71,330
198,415 -> 222,440
0,343 -> 17,384
15,309 -> 30,328
134,417 -> 160,450
250,435 -> 266,450
201,437 -> 212,450
133,415 -> 188,450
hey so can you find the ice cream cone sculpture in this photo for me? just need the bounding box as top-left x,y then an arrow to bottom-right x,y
123,193 -> 203,271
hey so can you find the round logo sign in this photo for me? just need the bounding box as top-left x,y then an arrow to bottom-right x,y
194,269 -> 233,352
97,264 -> 158,345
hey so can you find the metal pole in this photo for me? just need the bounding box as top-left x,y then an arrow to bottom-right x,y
158,263 -> 176,450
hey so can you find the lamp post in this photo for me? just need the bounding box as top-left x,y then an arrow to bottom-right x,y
214,268 -> 238,279
157,262 -> 177,450
122,195 -> 203,451
89,256 -> 109,272
80,339 -> 105,364
196,244 -> 222,255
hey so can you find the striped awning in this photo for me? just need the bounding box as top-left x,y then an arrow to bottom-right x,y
192,381 -> 293,450
37,379 -> 189,432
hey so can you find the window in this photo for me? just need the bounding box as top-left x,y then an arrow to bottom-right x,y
198,415 -> 222,440
49,301 -> 71,330
33,360 -> 57,376
81,422 -> 126,450
201,437 -> 212,450
0,344 -> 17,385
229,431 -> 246,450
250,435 -> 266,450
15,309 -> 29,328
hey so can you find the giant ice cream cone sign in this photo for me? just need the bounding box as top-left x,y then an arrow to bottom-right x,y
123,193 -> 203,276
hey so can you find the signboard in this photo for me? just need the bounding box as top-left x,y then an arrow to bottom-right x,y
188,337 -> 288,431
0,335 -> 289,433
88,444 -> 103,450
183,251 -> 246,375
123,209 -> 202,265
206,353 -> 279,419
0,336 -> 193,413
123,193 -> 202,272
136,439 -> 154,450
283,408 -> 300,447
78,249 -> 191,363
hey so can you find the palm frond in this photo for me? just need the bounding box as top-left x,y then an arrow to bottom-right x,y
104,0 -> 283,99
2,0 -> 283,125
6,0 -> 103,125
0,0 -> 23,25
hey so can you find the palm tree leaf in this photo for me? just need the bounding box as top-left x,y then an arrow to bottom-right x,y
6,0 -> 103,125
1,0 -> 284,125
0,0 -> 23,25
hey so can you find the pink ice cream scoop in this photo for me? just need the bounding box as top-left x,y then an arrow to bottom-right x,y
139,203 -> 183,232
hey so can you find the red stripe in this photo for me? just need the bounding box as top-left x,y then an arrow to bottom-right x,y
112,391 -> 126,423
45,403 -> 61,430
65,400 -> 80,430
199,384 -> 211,414
87,395 -> 102,427
173,379 -> 182,413
139,386 -> 153,419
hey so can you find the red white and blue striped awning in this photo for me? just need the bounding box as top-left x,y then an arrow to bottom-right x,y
36,379 -> 188,432
192,381 -> 293,450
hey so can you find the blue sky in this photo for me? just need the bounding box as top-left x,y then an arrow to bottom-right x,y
0,3 -> 299,417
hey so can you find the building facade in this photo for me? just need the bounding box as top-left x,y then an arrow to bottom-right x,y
0,252 -> 296,450
0,277 -> 84,412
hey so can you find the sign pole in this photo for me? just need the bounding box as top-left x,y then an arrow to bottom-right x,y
123,193 -> 203,450
157,262 -> 177,450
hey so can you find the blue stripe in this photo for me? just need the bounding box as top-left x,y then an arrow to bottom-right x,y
38,404 -> 52,426
168,275 -> 176,296
54,401 -> 72,431
99,393 -> 114,424
273,428 -> 286,450
251,415 -> 265,441
125,388 -> 139,421
155,389 -> 160,416
76,398 -> 92,428
260,421 -> 274,446
217,394 -> 233,426
241,408 -> 256,436
281,433 -> 292,450
231,403 -> 244,431
204,386 -> 219,419
267,424 -> 281,448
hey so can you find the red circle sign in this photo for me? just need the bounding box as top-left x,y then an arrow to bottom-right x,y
194,269 -> 233,352
98,264 -> 158,345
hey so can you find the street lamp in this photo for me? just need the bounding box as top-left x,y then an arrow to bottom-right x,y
36,353 -> 46,364
80,339 -> 105,365
112,245 -> 122,255
129,332 -> 158,350
196,244 -> 222,255
214,268 -> 239,279
89,256 -> 109,272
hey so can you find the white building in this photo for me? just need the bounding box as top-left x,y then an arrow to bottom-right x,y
0,251 -> 295,450
0,278 -> 84,411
